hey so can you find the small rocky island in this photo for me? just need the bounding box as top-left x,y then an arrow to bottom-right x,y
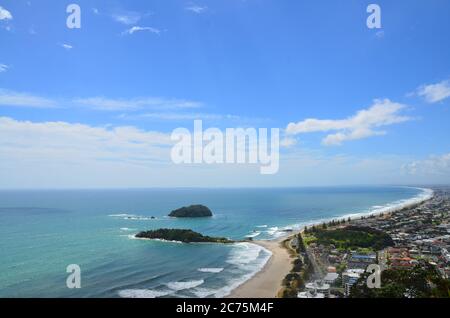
168,205 -> 213,218
135,229 -> 233,244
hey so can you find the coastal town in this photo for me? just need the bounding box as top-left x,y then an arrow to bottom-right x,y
279,187 -> 450,298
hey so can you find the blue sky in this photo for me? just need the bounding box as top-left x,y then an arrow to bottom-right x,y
0,0 -> 449,188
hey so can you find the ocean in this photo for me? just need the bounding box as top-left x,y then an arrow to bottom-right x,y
0,186 -> 432,298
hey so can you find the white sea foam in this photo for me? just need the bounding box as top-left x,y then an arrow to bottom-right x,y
128,234 -> 183,244
128,216 -> 156,221
256,225 -> 268,228
166,279 -> 204,291
191,287 -> 216,298
226,242 -> 265,266
118,289 -> 172,298
265,226 -> 296,239
120,227 -> 135,231
191,243 -> 272,298
266,227 -> 278,236
152,238 -> 183,244
109,213 -> 157,221
340,187 -> 434,221
109,213 -> 136,217
198,268 -> 224,273
245,231 -> 261,238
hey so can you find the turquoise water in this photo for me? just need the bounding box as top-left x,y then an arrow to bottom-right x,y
0,186 -> 431,298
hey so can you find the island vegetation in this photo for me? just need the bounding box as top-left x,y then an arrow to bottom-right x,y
168,205 -> 213,218
135,228 -> 233,244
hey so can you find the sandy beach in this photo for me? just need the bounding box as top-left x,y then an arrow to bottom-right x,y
228,237 -> 295,298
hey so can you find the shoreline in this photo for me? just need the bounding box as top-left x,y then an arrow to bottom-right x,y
227,187 -> 434,298
227,238 -> 293,298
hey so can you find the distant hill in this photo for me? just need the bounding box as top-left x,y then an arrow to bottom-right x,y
168,205 -> 213,218
135,229 -> 233,244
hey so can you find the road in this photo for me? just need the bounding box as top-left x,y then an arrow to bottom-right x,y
305,248 -> 325,280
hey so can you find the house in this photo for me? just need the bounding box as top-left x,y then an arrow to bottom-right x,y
323,272 -> 339,285
347,253 -> 377,269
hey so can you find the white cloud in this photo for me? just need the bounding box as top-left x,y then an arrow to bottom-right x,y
112,12 -> 142,25
125,112 -> 240,121
0,6 -> 13,20
403,153 -> 450,176
280,137 -> 297,148
322,128 -> 386,146
0,89 -> 204,111
286,99 -> 411,146
375,30 -> 384,38
0,116 -> 172,165
0,116 -> 392,189
416,80 -> 450,103
61,43 -> 73,50
0,89 -> 57,108
92,8 -> 99,15
123,26 -> 160,35
0,117 -> 447,188
0,64 -> 8,73
186,5 -> 208,14
74,97 -> 202,111
275,150 -> 416,186
0,117 -> 184,188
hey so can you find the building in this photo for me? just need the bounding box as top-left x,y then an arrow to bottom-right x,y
305,280 -> 330,298
323,272 -> 339,285
298,290 -> 325,298
342,269 -> 364,296
387,247 -> 416,270
327,266 -> 337,273
347,253 -> 377,269
442,248 -> 450,264
390,257 -> 416,270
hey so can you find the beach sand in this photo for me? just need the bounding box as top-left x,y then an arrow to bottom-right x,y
228,238 -> 295,298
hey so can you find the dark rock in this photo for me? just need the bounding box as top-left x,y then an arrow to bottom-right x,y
168,205 -> 213,218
